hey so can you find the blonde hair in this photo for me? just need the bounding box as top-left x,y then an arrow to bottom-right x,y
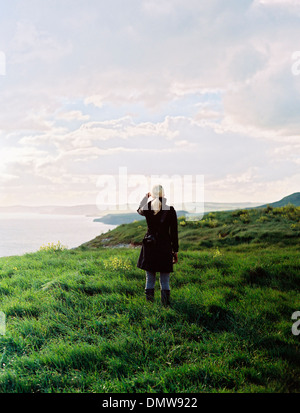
151,184 -> 165,215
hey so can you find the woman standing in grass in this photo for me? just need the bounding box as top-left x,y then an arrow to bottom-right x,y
137,185 -> 179,306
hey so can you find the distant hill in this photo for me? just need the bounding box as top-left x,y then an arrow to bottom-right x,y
94,213 -> 144,225
0,201 -> 262,217
80,201 -> 300,251
257,192 -> 300,208
0,204 -> 101,216
93,195 -> 300,226
93,210 -> 189,225
0,193 -> 298,220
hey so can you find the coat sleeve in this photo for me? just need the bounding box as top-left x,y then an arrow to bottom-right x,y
170,207 -> 179,253
137,194 -> 150,216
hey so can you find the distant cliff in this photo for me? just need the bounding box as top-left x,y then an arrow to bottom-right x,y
0,193 -> 298,219
257,192 -> 300,208
93,210 -> 189,225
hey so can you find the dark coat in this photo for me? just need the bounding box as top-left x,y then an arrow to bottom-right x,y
136,195 -> 179,273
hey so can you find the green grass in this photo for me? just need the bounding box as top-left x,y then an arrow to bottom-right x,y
0,204 -> 299,393
82,204 -> 300,251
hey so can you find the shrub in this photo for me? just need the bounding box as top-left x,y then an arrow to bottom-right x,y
264,205 -> 273,214
39,241 -> 67,252
257,216 -> 269,223
239,213 -> 250,224
102,256 -> 132,272
232,209 -> 249,217
213,247 -> 222,258
200,218 -> 219,228
208,212 -> 216,219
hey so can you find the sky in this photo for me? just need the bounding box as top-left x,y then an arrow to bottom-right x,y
0,0 -> 299,208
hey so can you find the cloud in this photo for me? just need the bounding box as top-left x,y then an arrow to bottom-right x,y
1,111 -> 296,204
20,116 -> 180,154
10,20 -> 72,65
223,61 -> 300,137
56,110 -> 90,122
0,1 -> 299,205
14,113 -> 272,175
256,0 -> 300,7
84,96 -> 104,109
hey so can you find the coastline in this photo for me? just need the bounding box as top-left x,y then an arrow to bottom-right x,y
0,213 -> 116,259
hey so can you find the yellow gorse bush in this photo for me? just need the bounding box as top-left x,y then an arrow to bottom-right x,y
200,217 -> 219,228
213,247 -> 222,258
39,241 -> 67,252
102,256 -> 132,272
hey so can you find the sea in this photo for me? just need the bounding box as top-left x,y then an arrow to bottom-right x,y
0,213 -> 116,258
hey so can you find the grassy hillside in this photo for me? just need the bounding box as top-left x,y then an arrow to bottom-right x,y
258,192 -> 300,208
0,204 -> 299,393
90,192 -> 299,226
82,204 -> 300,251
93,210 -> 188,225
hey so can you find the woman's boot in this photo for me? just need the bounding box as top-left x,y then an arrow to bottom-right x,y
145,288 -> 155,302
161,289 -> 170,306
